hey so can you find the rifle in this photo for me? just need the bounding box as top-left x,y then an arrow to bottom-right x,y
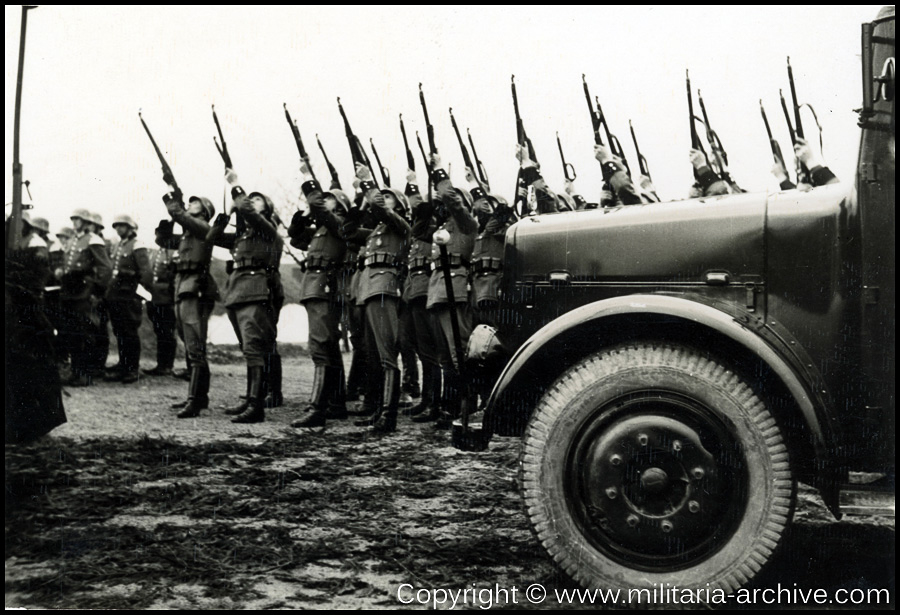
211,104 -> 233,170
449,107 -> 488,193
629,120 -> 652,181
337,97 -> 378,188
511,75 -> 538,163
415,130 -> 433,204
283,103 -> 318,184
139,111 -> 178,191
594,96 -> 630,176
511,75 -> 535,217
686,70 -> 712,183
369,138 -> 391,187
759,100 -> 787,173
419,83 -> 437,156
785,57 -> 824,183
467,128 -> 489,190
697,90 -> 728,177
316,134 -> 341,190
556,132 -> 576,182
399,113 -> 415,171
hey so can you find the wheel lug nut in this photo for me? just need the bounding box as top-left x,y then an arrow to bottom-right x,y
637,434 -> 649,446
609,454 -> 622,466
605,487 -> 617,499
692,467 -> 705,480
661,520 -> 673,533
626,515 -> 639,528
688,500 -> 700,513
672,440 -> 682,452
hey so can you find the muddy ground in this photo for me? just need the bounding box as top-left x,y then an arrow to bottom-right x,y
5,351 -> 895,609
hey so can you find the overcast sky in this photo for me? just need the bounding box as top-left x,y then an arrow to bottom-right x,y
5,5 -> 884,249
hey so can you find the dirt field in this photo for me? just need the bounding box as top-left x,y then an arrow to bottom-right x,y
5,352 -> 895,610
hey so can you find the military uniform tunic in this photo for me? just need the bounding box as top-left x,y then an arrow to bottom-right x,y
147,246 -> 178,370
105,233 -> 151,374
58,230 -> 112,378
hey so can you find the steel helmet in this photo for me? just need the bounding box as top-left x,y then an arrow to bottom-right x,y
89,212 -> 104,229
70,208 -> 92,222
323,189 -> 352,214
380,187 -> 410,217
112,214 -> 138,230
188,196 -> 215,220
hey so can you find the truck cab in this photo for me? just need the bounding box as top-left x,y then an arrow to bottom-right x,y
457,6 -> 894,597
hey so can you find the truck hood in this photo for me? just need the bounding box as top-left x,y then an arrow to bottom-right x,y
507,193 -> 768,283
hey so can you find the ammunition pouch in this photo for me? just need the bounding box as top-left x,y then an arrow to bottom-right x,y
431,254 -> 470,270
364,253 -> 401,268
473,257 -> 502,273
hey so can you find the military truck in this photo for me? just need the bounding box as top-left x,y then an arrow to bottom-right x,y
456,7 -> 894,595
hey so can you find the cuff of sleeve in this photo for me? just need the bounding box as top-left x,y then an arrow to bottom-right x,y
809,165 -> 836,187
779,179 -> 796,191
520,166 -> 542,186
573,195 -> 587,208
470,186 -> 487,202
301,179 -> 322,197
696,167 -> 719,191
600,161 -> 622,183
430,168 -> 449,185
359,179 -> 377,193
405,183 -> 420,196
230,186 -> 246,199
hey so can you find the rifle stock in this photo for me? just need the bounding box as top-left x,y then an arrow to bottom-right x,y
338,97 -> 379,189
556,132 -> 576,182
139,111 -> 178,190
419,83 -> 437,155
284,103 -> 318,184
629,120 -> 651,180
369,138 -> 391,187
467,128 -> 489,189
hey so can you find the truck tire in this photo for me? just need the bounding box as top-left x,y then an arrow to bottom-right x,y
520,342 -> 795,598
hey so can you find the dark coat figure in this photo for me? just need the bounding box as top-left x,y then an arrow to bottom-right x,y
5,218 -> 66,443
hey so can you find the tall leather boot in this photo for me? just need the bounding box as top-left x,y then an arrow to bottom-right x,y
291,365 -> 328,428
411,364 -> 442,423
353,369 -> 384,426
177,366 -> 209,419
264,353 -> 283,408
324,366 -> 348,420
373,368 -> 401,433
435,368 -> 461,430
223,366 -> 252,415
232,366 -> 265,423
346,346 -> 366,401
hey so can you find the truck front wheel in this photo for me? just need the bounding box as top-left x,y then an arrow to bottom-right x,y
520,342 -> 795,596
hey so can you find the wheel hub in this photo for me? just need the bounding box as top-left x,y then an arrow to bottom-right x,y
568,393 -> 745,570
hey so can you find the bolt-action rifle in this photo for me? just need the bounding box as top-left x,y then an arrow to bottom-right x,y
697,89 -> 740,190
556,132 -> 577,182
369,138 -> 391,187
283,103 -> 318,184
759,100 -> 787,176
467,128 -> 489,190
316,134 -> 341,190
629,120 -> 652,181
450,107 -> 488,193
338,97 -> 378,188
399,114 -> 415,172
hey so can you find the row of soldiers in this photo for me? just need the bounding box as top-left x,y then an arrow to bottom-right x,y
18,128 -> 838,434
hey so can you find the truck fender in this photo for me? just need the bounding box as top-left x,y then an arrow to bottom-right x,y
486,293 -> 843,514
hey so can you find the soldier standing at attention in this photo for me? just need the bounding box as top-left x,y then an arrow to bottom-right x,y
353,164 -> 412,433
56,209 -> 112,387
48,225 -> 73,369
425,153 -> 478,429
288,162 -> 351,428
405,170 -> 445,425
143,220 -> 179,377
86,212 -> 113,378
104,215 -> 151,384
160,190 -> 218,419
208,169 -> 283,424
